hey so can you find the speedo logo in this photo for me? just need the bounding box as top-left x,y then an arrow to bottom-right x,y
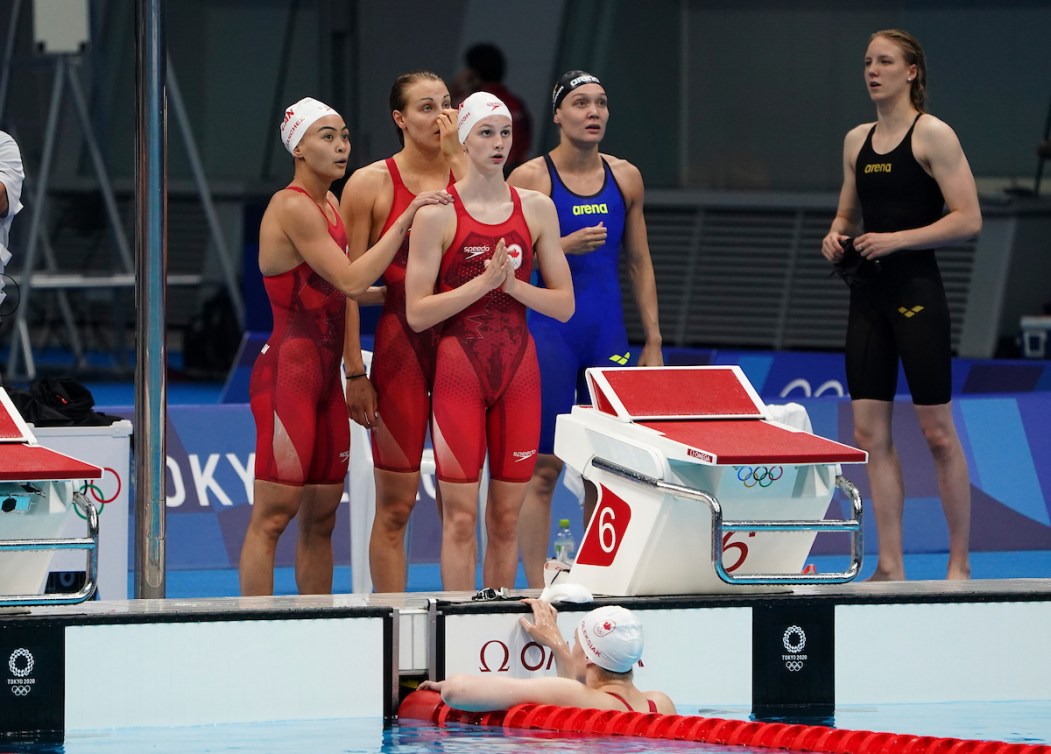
863,163 -> 892,174
464,245 -> 490,259
572,202 -> 608,216
513,450 -> 537,462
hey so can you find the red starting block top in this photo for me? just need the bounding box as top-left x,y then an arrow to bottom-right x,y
0,444 -> 102,481
576,366 -> 867,466
638,418 -> 867,465
587,366 -> 765,421
1,388 -> 102,480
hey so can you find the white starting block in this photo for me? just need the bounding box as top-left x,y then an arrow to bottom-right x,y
553,366 -> 868,596
0,387 -> 103,607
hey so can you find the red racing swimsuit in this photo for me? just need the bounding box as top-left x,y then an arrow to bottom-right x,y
369,158 -> 454,471
250,187 -> 350,485
430,185 -> 541,484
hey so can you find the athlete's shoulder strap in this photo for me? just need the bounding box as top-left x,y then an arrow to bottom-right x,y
386,157 -> 405,189
283,185 -> 336,226
605,691 -> 633,711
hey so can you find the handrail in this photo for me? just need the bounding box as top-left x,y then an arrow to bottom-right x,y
0,491 -> 99,607
590,456 -> 863,585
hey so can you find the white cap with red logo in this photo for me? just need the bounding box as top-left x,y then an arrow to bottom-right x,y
280,97 -> 338,154
456,91 -> 512,143
576,605 -> 643,673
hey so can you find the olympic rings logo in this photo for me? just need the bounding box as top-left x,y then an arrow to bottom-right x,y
73,467 -> 122,519
782,626 -> 806,672
11,685 -> 31,696
736,465 -> 783,488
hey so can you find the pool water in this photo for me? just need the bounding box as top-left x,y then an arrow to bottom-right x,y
6,700 -> 1047,753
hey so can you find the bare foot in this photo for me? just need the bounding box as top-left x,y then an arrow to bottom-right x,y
947,562 -> 971,580
866,567 -> 905,582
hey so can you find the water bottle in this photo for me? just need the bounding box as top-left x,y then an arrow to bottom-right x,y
553,519 -> 576,565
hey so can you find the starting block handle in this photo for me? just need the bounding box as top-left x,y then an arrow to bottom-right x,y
0,493 -> 100,607
590,457 -> 864,586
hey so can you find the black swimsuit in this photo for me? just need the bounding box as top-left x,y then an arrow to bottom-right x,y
845,114 -> 953,405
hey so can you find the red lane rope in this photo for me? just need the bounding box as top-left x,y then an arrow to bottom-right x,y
398,690 -> 1051,754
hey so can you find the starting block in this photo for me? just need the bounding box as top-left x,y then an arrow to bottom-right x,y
553,366 -> 868,596
0,387 -> 103,607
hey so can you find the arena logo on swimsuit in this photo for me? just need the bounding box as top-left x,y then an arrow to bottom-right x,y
863,163 -> 893,174
572,202 -> 608,216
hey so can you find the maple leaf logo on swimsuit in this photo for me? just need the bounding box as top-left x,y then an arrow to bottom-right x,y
594,619 -> 616,637
506,243 -> 523,270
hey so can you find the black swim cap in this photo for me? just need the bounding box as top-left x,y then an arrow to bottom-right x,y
551,70 -> 603,114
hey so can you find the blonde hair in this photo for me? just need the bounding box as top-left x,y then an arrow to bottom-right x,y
871,29 -> 928,113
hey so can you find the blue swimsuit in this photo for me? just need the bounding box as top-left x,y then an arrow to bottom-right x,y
529,154 -> 629,454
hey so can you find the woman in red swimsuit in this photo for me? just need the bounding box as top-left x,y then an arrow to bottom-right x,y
239,97 -> 451,596
421,600 -> 676,713
339,72 -> 464,593
405,92 -> 574,592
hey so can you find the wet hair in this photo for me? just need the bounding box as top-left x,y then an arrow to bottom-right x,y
871,29 -> 927,113
465,43 -> 506,83
389,70 -> 445,145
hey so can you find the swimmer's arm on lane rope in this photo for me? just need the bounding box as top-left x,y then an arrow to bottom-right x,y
420,674 -> 598,712
502,191 -> 574,322
404,203 -> 510,332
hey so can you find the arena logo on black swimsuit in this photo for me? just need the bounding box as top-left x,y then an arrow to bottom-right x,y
863,162 -> 893,174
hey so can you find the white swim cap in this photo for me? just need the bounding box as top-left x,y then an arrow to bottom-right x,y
456,91 -> 512,143
576,605 -> 643,673
280,97 -> 338,154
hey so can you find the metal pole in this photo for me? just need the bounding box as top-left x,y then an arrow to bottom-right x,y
134,0 -> 167,599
